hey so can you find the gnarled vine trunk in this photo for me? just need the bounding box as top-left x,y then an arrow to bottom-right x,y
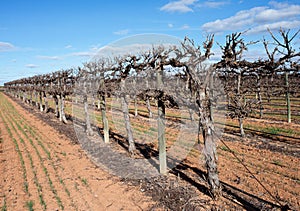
83,94 -> 93,135
43,92 -> 48,113
120,79 -> 136,153
54,95 -> 59,117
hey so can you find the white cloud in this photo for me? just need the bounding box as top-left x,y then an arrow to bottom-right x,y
0,42 -> 15,52
113,29 -> 129,35
65,45 -> 72,49
36,55 -> 61,60
25,64 -> 39,68
202,6 -> 266,33
255,5 -> 300,22
202,1 -> 300,34
268,1 -> 290,9
247,20 -> 300,34
160,0 -> 197,13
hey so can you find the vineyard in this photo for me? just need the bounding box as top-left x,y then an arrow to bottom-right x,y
1,30 -> 300,210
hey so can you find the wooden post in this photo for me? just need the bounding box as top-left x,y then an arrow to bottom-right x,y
60,94 -> 68,124
39,92 -> 43,112
285,71 -> 291,123
157,66 -> 167,175
256,74 -> 263,118
83,81 -> 93,135
238,117 -> 245,137
237,73 -> 245,137
100,94 -> 109,143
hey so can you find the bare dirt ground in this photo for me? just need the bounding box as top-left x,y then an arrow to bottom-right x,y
0,93 -> 155,210
1,92 -> 300,211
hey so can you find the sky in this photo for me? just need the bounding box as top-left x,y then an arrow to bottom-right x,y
0,0 -> 300,85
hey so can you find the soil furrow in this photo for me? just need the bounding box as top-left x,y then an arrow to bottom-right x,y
1,92 -> 155,210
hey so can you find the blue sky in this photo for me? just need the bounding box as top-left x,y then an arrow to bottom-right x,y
0,0 -> 300,85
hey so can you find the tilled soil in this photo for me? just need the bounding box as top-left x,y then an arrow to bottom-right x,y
2,93 -> 300,211
0,93 -> 156,210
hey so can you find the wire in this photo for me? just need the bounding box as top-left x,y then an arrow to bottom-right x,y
212,129 -> 284,207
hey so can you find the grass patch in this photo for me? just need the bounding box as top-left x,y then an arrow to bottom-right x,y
264,127 -> 280,135
263,126 -> 295,136
26,200 -> 34,211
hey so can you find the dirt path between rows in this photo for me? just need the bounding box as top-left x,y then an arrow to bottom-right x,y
0,93 -> 155,210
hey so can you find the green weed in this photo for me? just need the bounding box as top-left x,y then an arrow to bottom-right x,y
1,197 -> 7,211
26,200 -> 34,211
219,145 -> 230,152
264,126 -> 295,136
271,159 -> 284,167
81,177 -> 88,186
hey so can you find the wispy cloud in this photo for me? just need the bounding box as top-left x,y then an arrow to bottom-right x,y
113,29 -> 129,35
70,51 -> 97,58
65,45 -> 73,49
70,45 -> 103,58
168,23 -> 174,28
94,43 -> 179,59
181,24 -> 190,29
198,1 -> 229,8
160,0 -> 197,13
25,64 -> 39,68
36,55 -> 61,60
0,41 -> 16,52
202,1 -> 300,33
